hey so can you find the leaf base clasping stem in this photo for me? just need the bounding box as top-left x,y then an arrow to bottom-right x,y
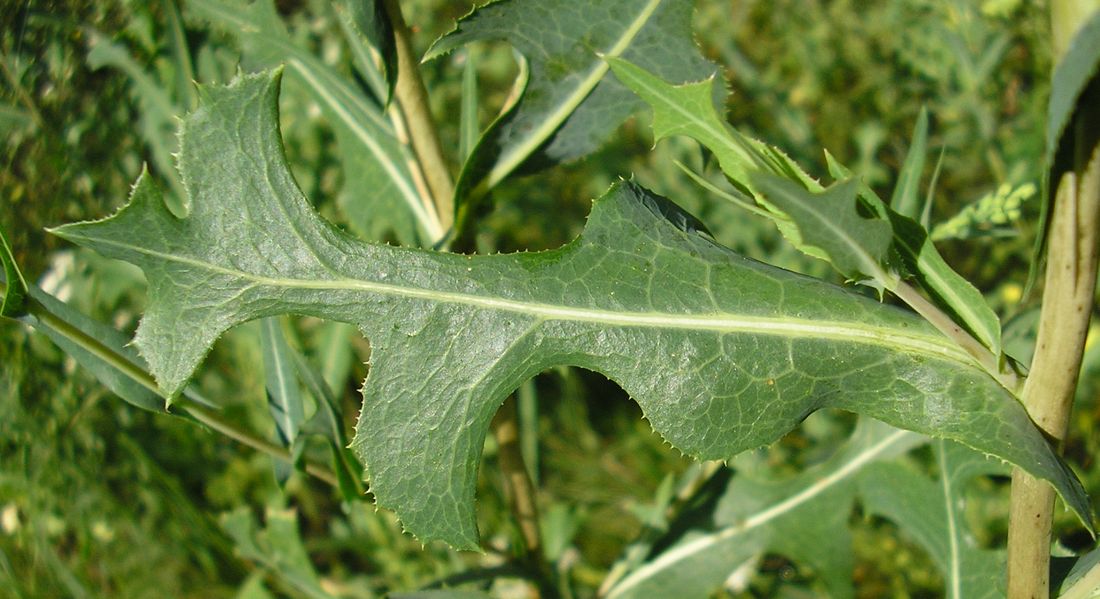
1006,80 -> 1100,597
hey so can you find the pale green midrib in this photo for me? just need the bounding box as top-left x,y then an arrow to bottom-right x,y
607,429 -> 917,598
486,0 -> 664,187
939,443 -> 962,599
66,234 -> 976,365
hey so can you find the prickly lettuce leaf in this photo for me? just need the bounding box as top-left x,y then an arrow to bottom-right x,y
610,57 -> 1003,356
859,441 -> 1010,599
606,420 -> 925,599
749,174 -> 895,287
50,70 -> 1091,548
425,0 -> 715,195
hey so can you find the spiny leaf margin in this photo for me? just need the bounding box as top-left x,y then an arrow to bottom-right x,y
48,68 -> 1093,548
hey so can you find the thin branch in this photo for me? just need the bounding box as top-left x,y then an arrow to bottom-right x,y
179,399 -> 338,487
9,290 -> 339,488
381,0 -> 454,239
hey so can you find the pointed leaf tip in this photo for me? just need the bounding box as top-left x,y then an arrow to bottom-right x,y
751,173 -> 895,286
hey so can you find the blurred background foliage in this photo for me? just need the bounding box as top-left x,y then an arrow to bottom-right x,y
1,0 -> 1097,597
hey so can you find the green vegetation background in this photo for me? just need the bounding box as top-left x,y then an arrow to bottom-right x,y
1,0 -> 1097,597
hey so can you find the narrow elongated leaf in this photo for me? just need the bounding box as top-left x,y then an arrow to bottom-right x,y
607,58 -> 1003,355
339,0 -> 396,104
606,420 -> 924,599
86,32 -> 188,215
163,0 -> 196,110
858,440 -> 1009,599
260,316 -> 305,484
0,226 -> 27,316
316,321 -> 356,395
261,317 -> 305,448
49,70 -> 1091,548
188,0 -> 434,244
1032,9 -> 1100,288
459,50 -> 479,164
1046,10 -> 1100,175
426,0 -> 715,195
18,286 -> 165,413
292,348 -> 364,502
890,106 -> 930,221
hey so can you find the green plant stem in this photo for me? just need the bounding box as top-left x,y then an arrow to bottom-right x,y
8,288 -> 339,488
891,280 -> 1020,392
491,395 -> 543,559
1006,83 -> 1100,598
381,0 -> 454,238
179,399 -> 338,487
1050,0 -> 1100,60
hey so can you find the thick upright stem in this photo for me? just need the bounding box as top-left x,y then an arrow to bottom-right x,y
1006,85 -> 1100,597
382,0 -> 455,237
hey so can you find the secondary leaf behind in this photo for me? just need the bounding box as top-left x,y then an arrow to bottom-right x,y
426,0 -> 715,198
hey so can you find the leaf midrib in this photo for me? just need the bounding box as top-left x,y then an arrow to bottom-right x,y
939,442 -> 963,599
62,233 -> 976,365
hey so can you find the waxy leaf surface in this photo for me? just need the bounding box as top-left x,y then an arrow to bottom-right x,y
50,70 -> 1090,548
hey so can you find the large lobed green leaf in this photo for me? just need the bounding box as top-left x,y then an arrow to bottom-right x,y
50,69 -> 1091,548
426,0 -> 715,196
